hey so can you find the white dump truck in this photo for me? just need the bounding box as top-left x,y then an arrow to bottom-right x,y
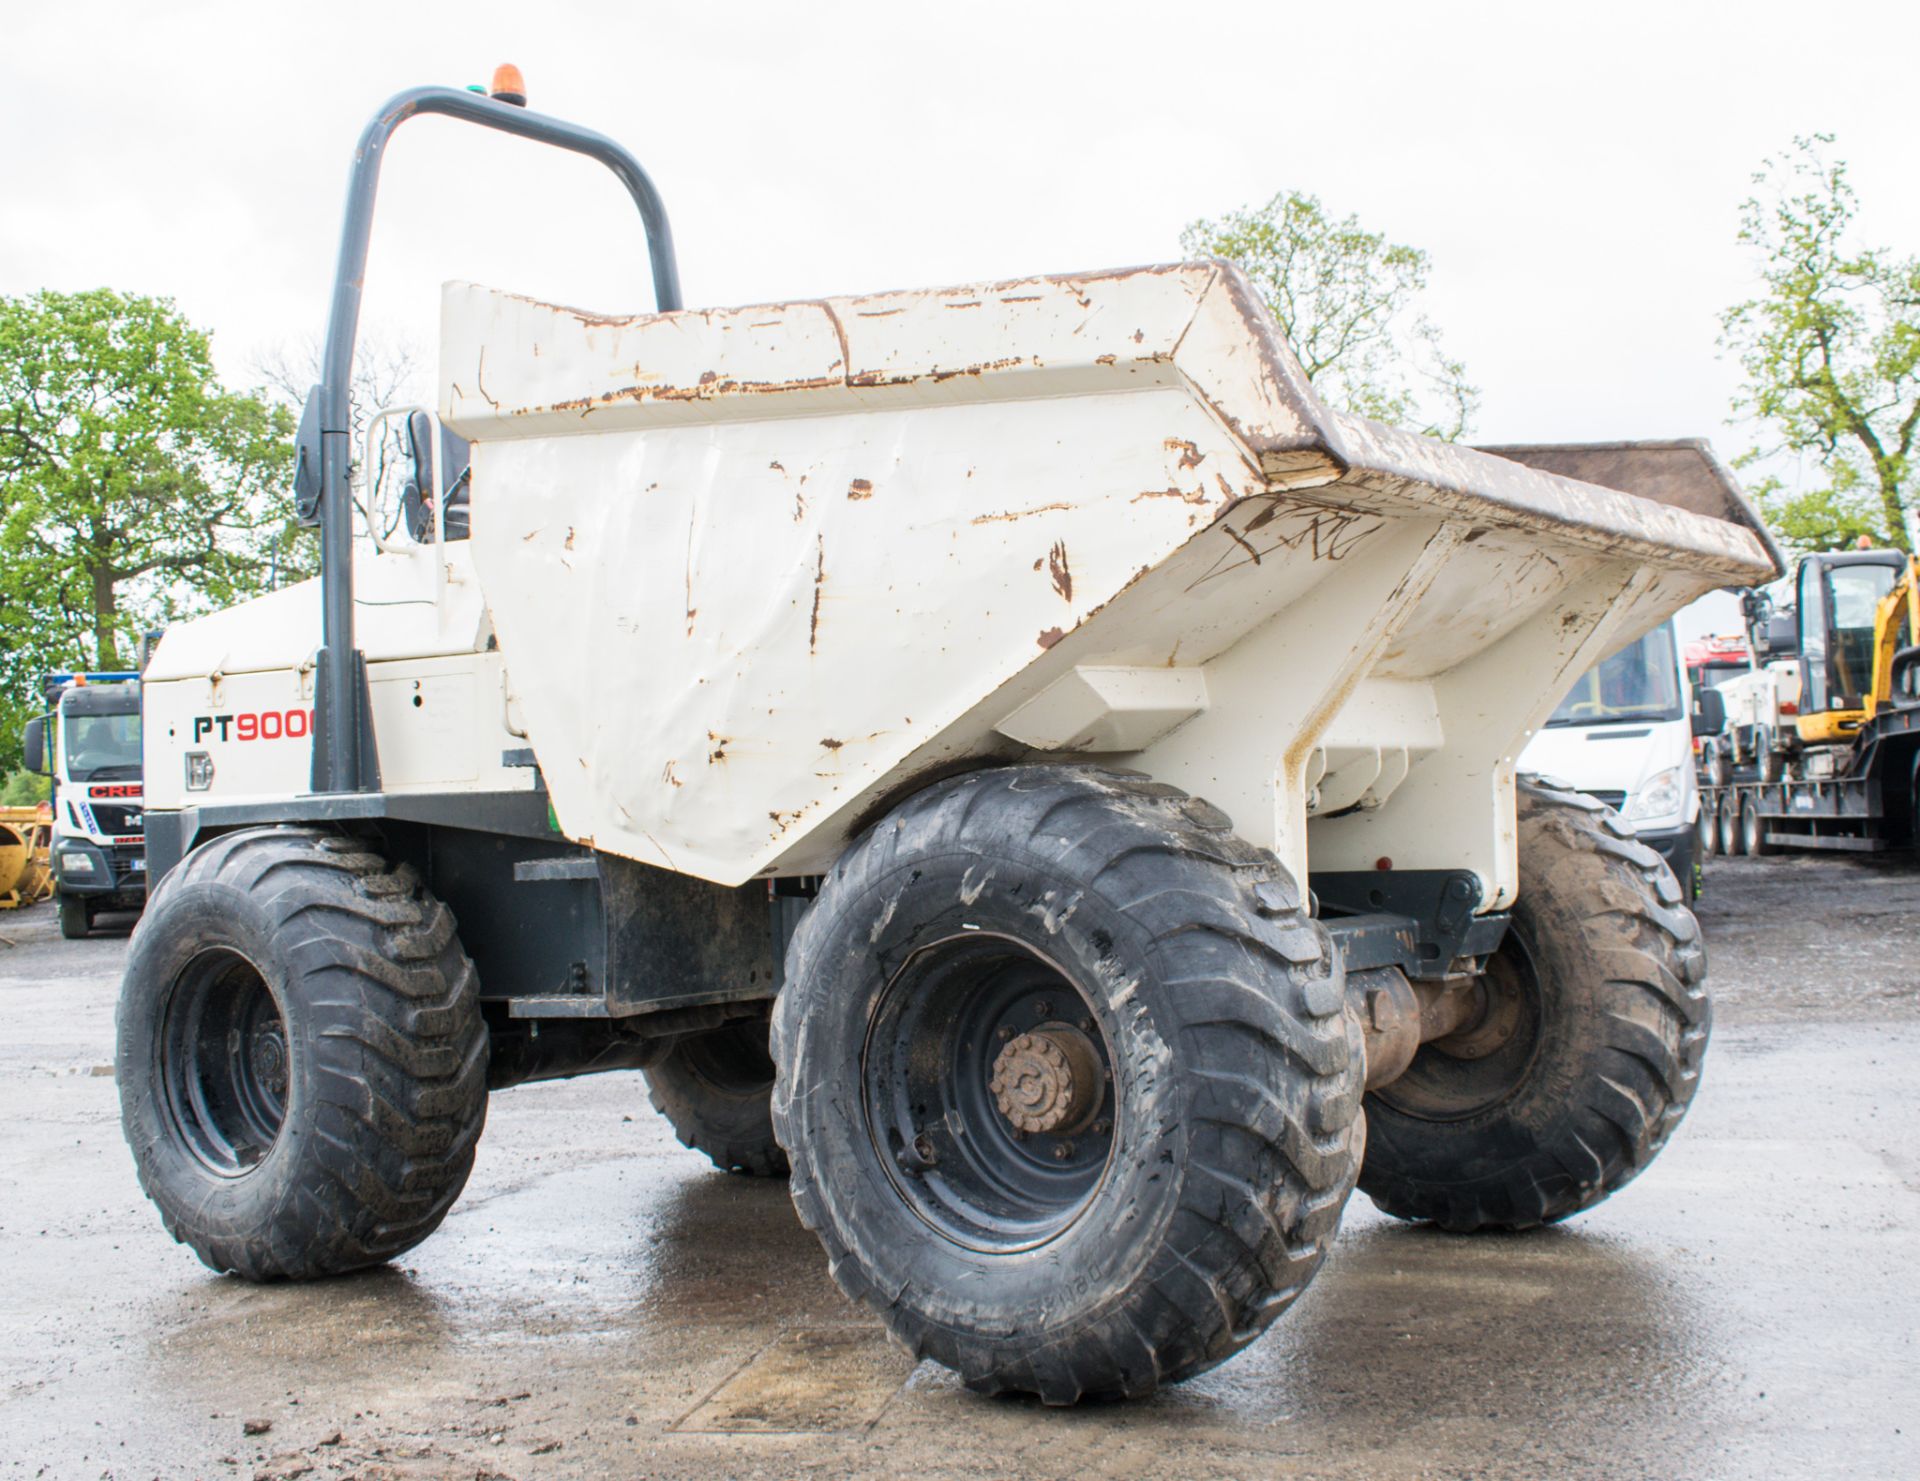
118,75 -> 1778,1403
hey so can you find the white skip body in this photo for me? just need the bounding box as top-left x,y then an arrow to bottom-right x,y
144,263 -> 1770,909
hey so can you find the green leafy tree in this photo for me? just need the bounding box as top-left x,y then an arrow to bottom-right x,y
1182,189 -> 1478,440
1723,136 -> 1920,552
0,289 -> 305,765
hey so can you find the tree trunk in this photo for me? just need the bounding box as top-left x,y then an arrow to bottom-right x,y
91,563 -> 122,670
1879,463 -> 1913,552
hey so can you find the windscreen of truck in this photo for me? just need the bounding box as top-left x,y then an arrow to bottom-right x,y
63,698 -> 142,782
1692,661 -> 1748,691
1546,624 -> 1682,728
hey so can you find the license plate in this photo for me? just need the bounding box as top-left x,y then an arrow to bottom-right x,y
130,857 -> 145,872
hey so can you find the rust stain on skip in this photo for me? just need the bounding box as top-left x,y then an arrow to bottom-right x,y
1165,438 -> 1205,470
1132,486 -> 1208,506
848,479 -> 873,500
972,502 -> 1073,525
1047,541 -> 1073,602
809,535 -> 826,654
1037,626 -> 1065,650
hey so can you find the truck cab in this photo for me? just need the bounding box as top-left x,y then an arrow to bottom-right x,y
25,674 -> 147,938
1793,549 -> 1907,745
1521,620 -> 1698,887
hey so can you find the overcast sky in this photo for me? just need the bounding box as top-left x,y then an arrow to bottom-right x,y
7,0 -> 1916,639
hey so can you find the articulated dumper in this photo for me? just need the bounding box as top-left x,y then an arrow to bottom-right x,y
119,73 -> 1778,1402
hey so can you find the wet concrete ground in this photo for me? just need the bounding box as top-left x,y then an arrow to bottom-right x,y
2,852 -> 1916,1479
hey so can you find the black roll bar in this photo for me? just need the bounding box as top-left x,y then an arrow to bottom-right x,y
306,84 -> 682,794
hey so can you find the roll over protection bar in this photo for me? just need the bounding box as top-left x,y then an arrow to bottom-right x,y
302,82 -> 682,793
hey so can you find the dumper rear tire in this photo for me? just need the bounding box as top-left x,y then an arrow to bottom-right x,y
116,827 -> 487,1280
645,1018 -> 787,1177
1358,779 -> 1708,1231
772,765 -> 1365,1403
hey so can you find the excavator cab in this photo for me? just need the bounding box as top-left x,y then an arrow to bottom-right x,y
1795,550 -> 1906,741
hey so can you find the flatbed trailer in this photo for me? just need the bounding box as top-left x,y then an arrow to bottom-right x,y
1700,701 -> 1920,856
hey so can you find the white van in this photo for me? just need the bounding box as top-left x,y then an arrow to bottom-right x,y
1520,620 -> 1698,889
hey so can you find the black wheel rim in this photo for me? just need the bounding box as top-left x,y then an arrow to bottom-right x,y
1374,926 -> 1544,1122
159,948 -> 290,1176
861,933 -> 1116,1253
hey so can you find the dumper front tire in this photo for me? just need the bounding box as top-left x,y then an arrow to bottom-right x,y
1358,779 -> 1708,1231
117,827 -> 487,1280
645,1018 -> 788,1177
772,765 -> 1365,1403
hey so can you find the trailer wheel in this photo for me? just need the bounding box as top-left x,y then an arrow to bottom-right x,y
1739,793 -> 1775,856
116,827 -> 487,1280
1756,726 -> 1782,785
772,765 -> 1364,1402
58,892 -> 92,939
1358,779 -> 1708,1231
1695,795 -> 1717,858
1704,738 -> 1733,789
1717,791 -> 1745,856
645,1018 -> 787,1177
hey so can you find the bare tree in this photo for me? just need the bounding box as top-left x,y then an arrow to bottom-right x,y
253,332 -> 429,493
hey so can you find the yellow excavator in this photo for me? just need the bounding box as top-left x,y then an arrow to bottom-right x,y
1701,547 -> 1920,854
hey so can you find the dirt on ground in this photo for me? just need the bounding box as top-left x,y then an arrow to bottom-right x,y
1,852 -> 1915,1479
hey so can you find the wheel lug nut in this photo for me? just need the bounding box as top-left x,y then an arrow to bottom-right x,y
1034,1000 -> 1053,1018
1052,1141 -> 1074,1160
997,1026 -> 1014,1041
1092,1119 -> 1110,1136
1080,1016 -> 1094,1032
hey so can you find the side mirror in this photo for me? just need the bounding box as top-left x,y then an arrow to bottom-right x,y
406,409 -> 436,503
1691,687 -> 1726,738
399,409 -> 439,541
20,716 -> 47,774
1763,611 -> 1797,657
399,410 -> 438,542
292,386 -> 324,526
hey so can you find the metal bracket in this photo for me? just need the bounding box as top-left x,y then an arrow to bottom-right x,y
1315,868 -> 1510,980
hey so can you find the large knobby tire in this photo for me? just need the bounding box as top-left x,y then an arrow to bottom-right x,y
1358,779 -> 1708,1231
645,1018 -> 788,1177
771,765 -> 1365,1403
117,827 -> 487,1279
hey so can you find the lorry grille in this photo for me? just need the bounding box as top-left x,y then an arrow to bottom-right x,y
86,801 -> 143,836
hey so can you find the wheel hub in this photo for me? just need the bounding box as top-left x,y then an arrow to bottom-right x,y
249,1027 -> 289,1099
989,1024 -> 1101,1135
